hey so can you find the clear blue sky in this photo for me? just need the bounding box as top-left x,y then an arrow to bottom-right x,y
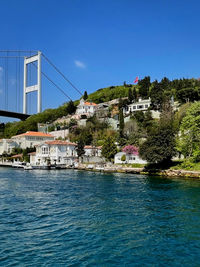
1,0 -> 200,118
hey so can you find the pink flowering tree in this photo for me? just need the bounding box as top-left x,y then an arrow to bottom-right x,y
122,145 -> 139,155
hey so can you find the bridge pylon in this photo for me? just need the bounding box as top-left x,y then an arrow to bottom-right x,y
23,51 -> 41,114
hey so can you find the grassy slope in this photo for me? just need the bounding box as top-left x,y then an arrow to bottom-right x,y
87,85 -> 137,103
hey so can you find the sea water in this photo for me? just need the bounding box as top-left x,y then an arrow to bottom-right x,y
0,168 -> 200,266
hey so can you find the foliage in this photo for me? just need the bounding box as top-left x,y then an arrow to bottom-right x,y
77,140 -> 85,157
176,101 -> 200,160
128,88 -> 133,103
3,104 -> 69,138
138,76 -> 151,98
139,104 -> 177,166
87,85 -> 137,103
122,145 -> 138,155
150,80 -> 164,110
119,109 -> 124,137
121,154 -> 126,161
102,136 -> 117,161
83,91 -> 88,100
66,100 -> 77,114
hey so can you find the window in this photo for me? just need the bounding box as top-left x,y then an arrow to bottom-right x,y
145,104 -> 148,108
137,105 -> 143,109
132,106 -> 136,109
42,147 -> 49,154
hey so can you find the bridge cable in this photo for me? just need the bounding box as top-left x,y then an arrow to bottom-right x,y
15,56 -> 18,111
31,62 -> 72,101
42,53 -> 83,96
18,51 -> 21,112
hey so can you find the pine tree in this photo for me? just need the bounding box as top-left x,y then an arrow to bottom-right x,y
83,91 -> 88,100
132,87 -> 137,102
66,100 -> 76,114
77,140 -> 85,158
138,76 -> 151,98
119,109 -> 124,137
128,88 -> 133,103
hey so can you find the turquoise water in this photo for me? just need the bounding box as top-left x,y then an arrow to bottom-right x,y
0,168 -> 200,266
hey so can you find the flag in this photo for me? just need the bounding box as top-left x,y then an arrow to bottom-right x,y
134,76 -> 139,83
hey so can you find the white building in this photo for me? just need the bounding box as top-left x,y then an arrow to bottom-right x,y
11,131 -> 54,149
76,98 -> 97,117
0,139 -> 18,155
123,98 -> 151,115
31,140 -> 78,166
84,145 -> 102,157
114,152 -> 147,165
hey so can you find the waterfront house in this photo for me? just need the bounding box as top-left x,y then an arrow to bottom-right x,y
84,145 -> 102,157
0,139 -> 18,155
82,145 -> 104,163
76,98 -> 97,117
11,131 -> 54,149
31,140 -> 78,166
114,151 -> 147,165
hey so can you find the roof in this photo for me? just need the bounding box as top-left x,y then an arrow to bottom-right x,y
84,102 -> 97,106
28,152 -> 36,155
12,131 -> 54,138
45,140 -> 77,146
11,153 -> 23,158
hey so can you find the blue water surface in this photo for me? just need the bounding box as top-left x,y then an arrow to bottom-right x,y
0,168 -> 200,266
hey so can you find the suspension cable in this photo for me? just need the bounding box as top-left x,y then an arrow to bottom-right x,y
31,62 -> 72,101
42,53 -> 83,96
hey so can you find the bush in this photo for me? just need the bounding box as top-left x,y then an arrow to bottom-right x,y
121,154 -> 126,161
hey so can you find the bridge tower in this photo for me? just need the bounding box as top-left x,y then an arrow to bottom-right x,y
23,51 -> 41,114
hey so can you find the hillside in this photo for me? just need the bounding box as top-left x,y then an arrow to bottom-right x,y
2,76 -> 200,138
87,84 -> 137,103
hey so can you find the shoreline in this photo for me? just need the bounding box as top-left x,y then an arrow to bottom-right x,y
77,165 -> 200,179
1,162 -> 200,179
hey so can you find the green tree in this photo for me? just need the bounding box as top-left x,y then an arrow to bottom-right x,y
83,91 -> 88,100
138,76 -> 151,98
150,80 -> 164,110
119,109 -> 124,137
128,88 -> 133,103
132,87 -> 137,102
77,140 -> 85,158
66,100 -> 76,114
176,102 -> 200,160
102,136 -> 117,161
139,104 -> 176,166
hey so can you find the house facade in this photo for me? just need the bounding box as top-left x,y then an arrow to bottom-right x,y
123,98 -> 151,115
84,145 -> 102,157
11,131 -> 54,149
76,98 -> 97,117
114,152 -> 147,165
0,139 -> 18,155
31,140 -> 78,166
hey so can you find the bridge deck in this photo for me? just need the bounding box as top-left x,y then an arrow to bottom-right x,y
0,110 -> 30,120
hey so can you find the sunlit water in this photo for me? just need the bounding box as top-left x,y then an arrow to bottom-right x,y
0,168 -> 200,266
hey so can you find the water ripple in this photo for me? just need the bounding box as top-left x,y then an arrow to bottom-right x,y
1,168 -> 200,266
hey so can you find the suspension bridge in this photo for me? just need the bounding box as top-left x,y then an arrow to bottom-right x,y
0,50 -> 83,120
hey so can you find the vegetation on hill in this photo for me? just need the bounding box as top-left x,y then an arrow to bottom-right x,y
1,76 -> 200,170
3,104 -> 71,138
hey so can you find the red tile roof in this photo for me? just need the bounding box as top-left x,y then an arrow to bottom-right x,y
84,102 -> 97,106
12,131 -> 53,138
11,154 -> 23,158
45,140 -> 77,146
